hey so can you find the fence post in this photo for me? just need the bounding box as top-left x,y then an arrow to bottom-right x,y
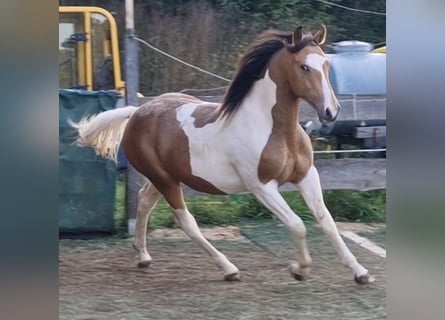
124,0 -> 139,235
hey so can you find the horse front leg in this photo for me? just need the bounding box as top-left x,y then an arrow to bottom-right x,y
251,181 -> 313,281
296,166 -> 375,284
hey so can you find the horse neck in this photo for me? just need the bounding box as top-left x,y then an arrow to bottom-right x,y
244,68 -> 301,138
272,84 -> 300,135
241,69 -> 278,117
232,70 -> 284,125
227,69 -> 301,139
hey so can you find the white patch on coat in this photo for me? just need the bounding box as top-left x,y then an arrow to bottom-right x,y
176,70 -> 277,194
305,53 -> 337,113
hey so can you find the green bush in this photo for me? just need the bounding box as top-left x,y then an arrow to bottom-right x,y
324,189 -> 386,223
114,174 -> 126,232
115,175 -> 386,230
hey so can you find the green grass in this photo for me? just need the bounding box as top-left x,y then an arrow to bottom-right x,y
114,174 -> 386,231
324,189 -> 386,223
114,175 -> 127,232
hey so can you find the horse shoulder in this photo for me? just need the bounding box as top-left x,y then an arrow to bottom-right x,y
257,137 -> 289,184
289,127 -> 314,183
257,126 -> 314,185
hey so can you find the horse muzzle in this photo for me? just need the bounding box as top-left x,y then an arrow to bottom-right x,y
319,104 -> 340,124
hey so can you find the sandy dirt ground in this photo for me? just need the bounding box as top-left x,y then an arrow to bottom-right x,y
59,222 -> 386,320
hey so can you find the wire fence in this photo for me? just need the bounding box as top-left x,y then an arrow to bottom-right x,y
134,36 -> 232,83
313,0 -> 386,16
313,148 -> 386,154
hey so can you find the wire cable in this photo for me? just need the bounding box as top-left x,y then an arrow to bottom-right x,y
313,0 -> 386,16
313,148 -> 386,154
180,86 -> 228,93
133,36 -> 231,83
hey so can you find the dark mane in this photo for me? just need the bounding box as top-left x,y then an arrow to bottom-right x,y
219,29 -> 316,118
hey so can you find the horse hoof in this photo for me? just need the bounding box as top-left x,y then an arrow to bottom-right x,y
289,263 -> 310,281
354,273 -> 375,285
224,272 -> 241,281
292,272 -> 307,281
137,260 -> 151,268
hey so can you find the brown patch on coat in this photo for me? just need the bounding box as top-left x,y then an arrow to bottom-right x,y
122,93 -> 226,209
191,104 -> 220,128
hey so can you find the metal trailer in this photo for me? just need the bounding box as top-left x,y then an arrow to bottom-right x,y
303,40 -> 386,157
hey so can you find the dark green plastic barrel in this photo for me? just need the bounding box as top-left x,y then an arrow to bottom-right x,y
59,89 -> 118,234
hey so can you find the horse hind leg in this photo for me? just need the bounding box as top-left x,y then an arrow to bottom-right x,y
173,207 -> 241,280
132,182 -> 163,268
160,182 -> 240,280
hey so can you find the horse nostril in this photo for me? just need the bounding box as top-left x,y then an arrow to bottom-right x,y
325,108 -> 333,121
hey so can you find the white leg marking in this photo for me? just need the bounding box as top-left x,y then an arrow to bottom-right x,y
133,183 -> 163,266
297,166 -> 371,280
173,208 -> 239,278
252,181 -> 312,278
340,231 -> 386,258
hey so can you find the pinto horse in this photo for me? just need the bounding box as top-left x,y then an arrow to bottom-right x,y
72,25 -> 374,285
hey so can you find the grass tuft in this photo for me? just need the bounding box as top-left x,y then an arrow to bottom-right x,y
114,176 -> 386,230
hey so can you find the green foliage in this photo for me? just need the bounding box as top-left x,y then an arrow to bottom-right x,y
114,173 -> 126,232
324,189 -> 386,222
149,201 -> 175,228
62,0 -> 385,95
114,176 -> 386,230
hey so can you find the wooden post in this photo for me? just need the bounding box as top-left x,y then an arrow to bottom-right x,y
124,0 -> 139,235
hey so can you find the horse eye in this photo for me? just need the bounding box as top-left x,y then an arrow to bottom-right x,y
300,64 -> 310,72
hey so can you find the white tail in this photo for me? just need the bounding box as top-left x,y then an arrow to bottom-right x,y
69,106 -> 138,162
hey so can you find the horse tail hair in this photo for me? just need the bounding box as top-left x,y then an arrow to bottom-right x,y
69,106 -> 138,162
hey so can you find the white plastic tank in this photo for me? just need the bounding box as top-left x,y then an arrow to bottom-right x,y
326,40 -> 386,95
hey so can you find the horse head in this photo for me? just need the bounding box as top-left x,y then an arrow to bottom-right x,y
283,25 -> 341,123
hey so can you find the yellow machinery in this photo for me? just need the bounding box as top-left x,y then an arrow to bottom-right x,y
372,45 -> 386,53
59,6 -> 125,92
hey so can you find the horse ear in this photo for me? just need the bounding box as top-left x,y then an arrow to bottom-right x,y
313,24 -> 327,45
293,26 -> 304,44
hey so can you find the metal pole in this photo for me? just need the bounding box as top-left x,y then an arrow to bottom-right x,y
124,0 -> 139,235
